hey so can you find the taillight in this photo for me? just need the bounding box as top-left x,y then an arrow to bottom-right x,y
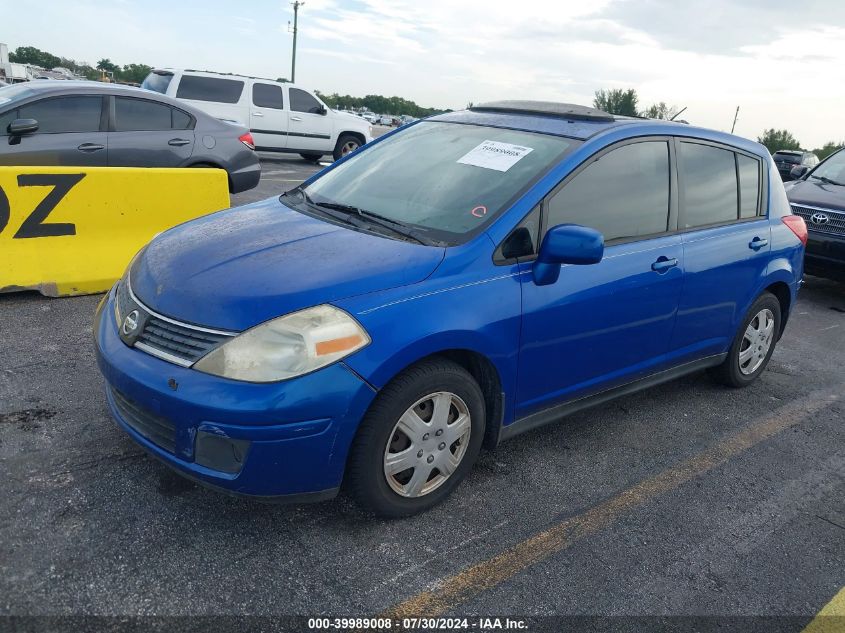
782,215 -> 808,246
238,132 -> 255,150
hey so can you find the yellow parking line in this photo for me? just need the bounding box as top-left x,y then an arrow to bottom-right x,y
382,389 -> 839,619
801,587 -> 845,633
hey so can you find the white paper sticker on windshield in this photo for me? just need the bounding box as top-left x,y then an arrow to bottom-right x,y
457,140 -> 534,172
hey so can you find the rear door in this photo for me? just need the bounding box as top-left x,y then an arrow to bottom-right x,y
107,96 -> 195,167
249,81 -> 288,153
516,138 -> 684,418
174,74 -> 246,125
670,139 -> 769,361
286,87 -> 333,152
0,95 -> 107,166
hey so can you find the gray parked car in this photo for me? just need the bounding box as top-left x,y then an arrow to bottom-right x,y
0,81 -> 260,193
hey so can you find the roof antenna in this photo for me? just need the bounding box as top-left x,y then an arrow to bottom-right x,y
670,106 -> 687,122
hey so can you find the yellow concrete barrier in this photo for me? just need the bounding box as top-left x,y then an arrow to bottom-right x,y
0,167 -> 230,297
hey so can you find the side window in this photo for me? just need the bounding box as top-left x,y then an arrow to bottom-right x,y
18,96 -> 102,133
176,76 -> 244,104
0,108 -> 18,135
289,88 -> 323,114
114,97 -> 172,131
172,109 -> 193,130
253,83 -> 284,109
545,141 -> 670,242
678,142 -> 738,228
737,154 -> 761,219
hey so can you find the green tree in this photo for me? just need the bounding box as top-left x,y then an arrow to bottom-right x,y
118,63 -> 151,84
641,101 -> 681,120
9,46 -> 61,69
593,88 -> 639,117
96,58 -> 118,73
812,141 -> 845,160
757,129 -> 801,154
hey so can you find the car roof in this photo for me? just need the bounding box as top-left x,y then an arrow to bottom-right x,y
150,68 -> 300,87
773,150 -> 804,155
429,100 -> 767,156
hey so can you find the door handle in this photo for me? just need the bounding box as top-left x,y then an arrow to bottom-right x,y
77,143 -> 104,152
651,256 -> 679,273
748,237 -> 769,251
168,138 -> 191,147
252,112 -> 264,117
290,116 -> 303,122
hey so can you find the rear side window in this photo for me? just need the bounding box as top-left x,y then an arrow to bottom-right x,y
18,96 -> 102,133
176,76 -> 244,104
140,72 -> 173,94
546,140 -> 670,242
289,88 -> 323,114
679,142 -> 738,228
253,83 -> 284,109
172,109 -> 193,130
115,97 -> 172,131
737,154 -> 761,218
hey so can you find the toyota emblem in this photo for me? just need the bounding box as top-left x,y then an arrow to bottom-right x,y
810,212 -> 830,225
122,310 -> 140,335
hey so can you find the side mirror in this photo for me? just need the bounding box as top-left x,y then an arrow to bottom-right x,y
8,118 -> 39,136
533,224 -> 604,286
319,105 -> 328,116
790,165 -> 809,180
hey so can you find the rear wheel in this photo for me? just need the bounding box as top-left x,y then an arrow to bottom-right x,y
710,292 -> 781,387
299,153 -> 322,163
347,358 -> 485,518
332,134 -> 362,161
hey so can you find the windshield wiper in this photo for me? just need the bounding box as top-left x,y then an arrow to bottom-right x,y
810,174 -> 844,186
312,201 -> 431,245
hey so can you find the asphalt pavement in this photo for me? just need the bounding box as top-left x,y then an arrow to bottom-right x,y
0,149 -> 843,631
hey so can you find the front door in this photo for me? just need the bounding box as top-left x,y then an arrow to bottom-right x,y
516,138 -> 683,419
249,82 -> 288,153
286,87 -> 333,153
1,95 -> 107,166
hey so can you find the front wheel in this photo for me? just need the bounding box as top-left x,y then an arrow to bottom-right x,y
347,358 -> 486,518
710,292 -> 781,387
332,134 -> 362,161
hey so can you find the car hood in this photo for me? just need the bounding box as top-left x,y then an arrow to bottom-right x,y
130,197 -> 445,331
786,179 -> 845,213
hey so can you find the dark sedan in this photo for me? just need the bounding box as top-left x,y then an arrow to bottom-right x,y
0,81 -> 260,193
785,148 -> 845,280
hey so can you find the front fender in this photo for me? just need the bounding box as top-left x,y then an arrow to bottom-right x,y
335,265 -> 522,426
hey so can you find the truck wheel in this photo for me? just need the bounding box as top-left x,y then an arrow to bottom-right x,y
347,358 -> 485,518
333,134 -> 361,161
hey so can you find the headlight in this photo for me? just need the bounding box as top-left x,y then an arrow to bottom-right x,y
193,305 -> 370,383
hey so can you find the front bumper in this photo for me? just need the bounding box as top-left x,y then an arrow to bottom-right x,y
805,231 -> 845,281
94,287 -> 376,499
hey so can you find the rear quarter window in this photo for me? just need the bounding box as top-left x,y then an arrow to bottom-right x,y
176,76 -> 244,104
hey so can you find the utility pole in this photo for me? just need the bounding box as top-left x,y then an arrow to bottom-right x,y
290,1 -> 304,83
731,106 -> 740,134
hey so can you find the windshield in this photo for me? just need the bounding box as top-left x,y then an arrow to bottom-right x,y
300,121 -> 577,243
774,153 -> 801,164
809,150 -> 845,185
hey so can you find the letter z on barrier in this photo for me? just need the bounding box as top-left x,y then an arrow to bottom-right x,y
0,167 -> 229,297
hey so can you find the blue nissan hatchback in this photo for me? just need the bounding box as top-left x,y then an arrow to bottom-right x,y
95,101 -> 807,517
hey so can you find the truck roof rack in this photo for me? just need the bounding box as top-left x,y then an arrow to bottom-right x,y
470,100 -> 616,123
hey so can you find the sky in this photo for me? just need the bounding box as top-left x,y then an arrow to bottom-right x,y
3,0 -> 845,148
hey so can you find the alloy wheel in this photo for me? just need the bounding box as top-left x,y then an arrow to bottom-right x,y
739,308 -> 775,375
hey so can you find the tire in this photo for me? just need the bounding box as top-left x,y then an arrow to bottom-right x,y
347,358 -> 486,518
333,134 -> 362,161
299,153 -> 322,163
710,292 -> 781,388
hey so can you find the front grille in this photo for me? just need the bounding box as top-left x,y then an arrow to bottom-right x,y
790,204 -> 845,237
136,316 -> 230,365
115,278 -> 236,367
111,388 -> 176,453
